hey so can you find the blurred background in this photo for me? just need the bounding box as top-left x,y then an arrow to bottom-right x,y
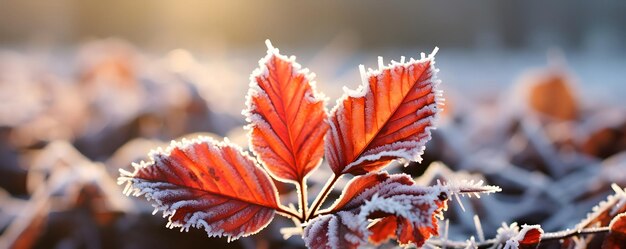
0,1 -> 625,248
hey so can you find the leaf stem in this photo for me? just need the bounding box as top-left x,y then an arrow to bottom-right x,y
298,179 -> 308,221
307,173 -> 341,221
276,206 -> 302,221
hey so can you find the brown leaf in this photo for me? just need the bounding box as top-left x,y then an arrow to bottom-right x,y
527,70 -> 578,120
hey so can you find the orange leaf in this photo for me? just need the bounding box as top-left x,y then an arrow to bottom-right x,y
326,51 -> 442,175
396,215 -> 440,246
118,137 -> 280,241
368,216 -> 397,244
330,170 -> 391,211
244,40 -> 328,184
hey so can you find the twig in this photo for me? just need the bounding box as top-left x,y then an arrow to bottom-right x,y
427,226 -> 610,248
276,206 -> 303,221
307,174 -> 341,220
541,226 -> 610,242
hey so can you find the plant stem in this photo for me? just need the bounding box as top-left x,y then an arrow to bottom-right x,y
298,179 -> 307,221
276,206 -> 302,221
307,174 -> 341,221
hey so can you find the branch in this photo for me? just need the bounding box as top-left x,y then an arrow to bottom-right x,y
541,226 -> 610,242
427,226 -> 610,248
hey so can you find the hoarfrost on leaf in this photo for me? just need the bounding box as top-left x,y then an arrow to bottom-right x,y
243,39 -> 328,185
303,211 -> 368,249
117,136 -> 281,241
325,49 -> 443,175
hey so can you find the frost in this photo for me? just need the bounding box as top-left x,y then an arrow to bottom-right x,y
473,215 -> 485,242
503,239 -> 519,249
313,172 -> 493,247
436,178 -> 502,197
426,178 -> 501,213
303,212 -> 368,249
610,183 -> 626,216
464,236 -> 478,249
494,222 -> 521,246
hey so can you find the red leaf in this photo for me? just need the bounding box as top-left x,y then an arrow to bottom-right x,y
517,225 -> 543,249
325,52 -> 442,175
118,137 -> 280,241
602,213 -> 626,249
307,172 -> 447,247
244,40 -> 328,184
504,225 -> 543,249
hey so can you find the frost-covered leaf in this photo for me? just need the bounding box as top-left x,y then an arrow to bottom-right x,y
329,171 -> 392,212
326,51 -> 442,175
310,172 -> 500,247
517,225 -> 543,249
118,136 -> 280,241
310,172 -> 449,247
244,40 -> 328,184
327,172 -> 441,213
361,193 -> 444,247
602,213 -> 626,249
303,211 -> 368,249
503,225 -> 543,249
